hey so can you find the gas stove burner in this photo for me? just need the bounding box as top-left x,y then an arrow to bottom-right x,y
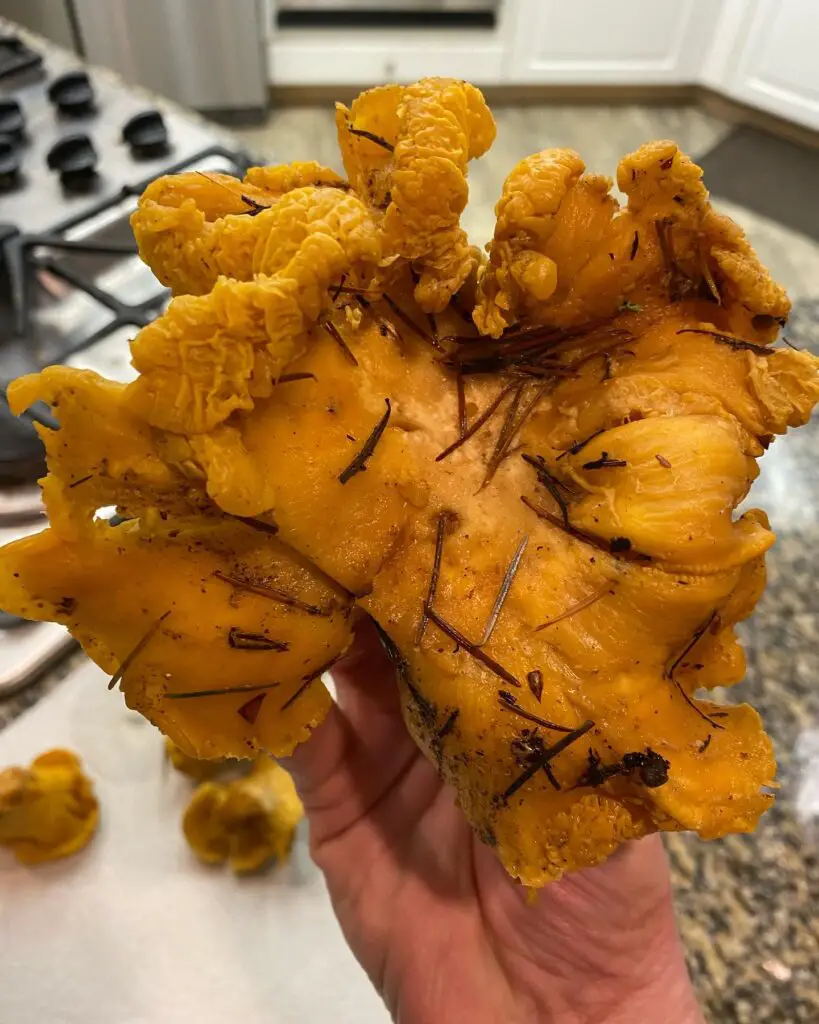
0,135 -> 21,193
0,99 -> 25,142
47,134 -> 99,193
0,397 -> 46,485
48,70 -> 96,118
0,481 -> 43,523
4,143 -> 254,364
0,35 -> 42,83
0,384 -> 56,488
0,510 -> 75,691
123,110 -> 170,160
0,609 -> 27,629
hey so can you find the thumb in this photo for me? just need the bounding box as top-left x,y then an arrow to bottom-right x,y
281,615 -> 413,832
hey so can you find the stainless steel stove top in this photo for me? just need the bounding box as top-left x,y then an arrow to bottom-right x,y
0,19 -> 256,695
0,19 -> 242,233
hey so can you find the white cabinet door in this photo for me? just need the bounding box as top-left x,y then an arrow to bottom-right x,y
268,28 -> 506,86
721,0 -> 819,131
504,0 -> 704,85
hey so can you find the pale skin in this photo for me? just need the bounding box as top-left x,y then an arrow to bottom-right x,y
284,617 -> 706,1024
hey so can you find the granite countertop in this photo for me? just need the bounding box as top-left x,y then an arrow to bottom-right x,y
2,305 -> 818,1023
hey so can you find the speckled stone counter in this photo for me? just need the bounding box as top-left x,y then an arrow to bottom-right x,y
2,318 -> 817,1023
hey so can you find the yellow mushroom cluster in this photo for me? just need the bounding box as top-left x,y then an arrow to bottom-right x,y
1,78 -> 818,886
181,756 -> 303,873
0,750 -> 98,865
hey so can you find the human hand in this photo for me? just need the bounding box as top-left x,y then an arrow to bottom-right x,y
284,616 -> 705,1024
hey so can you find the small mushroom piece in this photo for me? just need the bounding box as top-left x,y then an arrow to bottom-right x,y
0,749 -> 99,865
182,757 -> 303,873
165,737 -> 226,782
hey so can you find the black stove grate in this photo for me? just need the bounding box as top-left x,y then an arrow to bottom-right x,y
5,144 -> 252,353
0,143 -> 253,484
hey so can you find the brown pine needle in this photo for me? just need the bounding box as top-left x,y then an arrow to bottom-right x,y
556,428 -> 606,460
338,398 -> 392,484
108,611 -> 170,690
436,383 -> 514,462
166,680 -> 282,700
673,684 -> 726,731
535,584 -> 615,631
676,328 -> 773,356
68,473 -> 94,489
436,709 -> 460,739
323,321 -> 359,366
233,515 -> 279,536
482,383 -> 551,489
416,512 -> 450,645
336,286 -> 382,297
497,690 -> 572,732
330,274 -> 347,302
212,570 -> 327,616
665,610 -> 719,681
450,291 -> 476,325
428,312 -> 439,344
521,496 -> 652,563
665,610 -> 726,731
456,372 -> 467,437
170,656 -> 340,706
521,453 -> 571,528
481,384 -> 525,488
582,452 -> 627,470
348,125 -> 394,151
273,372 -> 317,386
280,656 -> 340,710
425,605 -> 521,688
228,628 -> 289,652
381,295 -> 443,351
502,720 -> 594,802
478,535 -> 529,645
241,194 -> 269,216
699,245 -> 721,303
655,217 -> 695,301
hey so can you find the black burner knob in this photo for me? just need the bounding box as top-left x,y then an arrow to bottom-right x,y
122,109 -> 170,159
0,134 -> 21,192
0,99 -> 24,141
47,70 -> 96,117
47,134 -> 98,192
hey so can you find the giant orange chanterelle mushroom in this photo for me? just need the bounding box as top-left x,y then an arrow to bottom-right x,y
1,78 -> 818,887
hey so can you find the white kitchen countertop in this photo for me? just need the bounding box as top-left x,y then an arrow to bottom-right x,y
0,661 -> 389,1024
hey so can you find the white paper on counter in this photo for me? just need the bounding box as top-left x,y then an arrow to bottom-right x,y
0,662 -> 390,1024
